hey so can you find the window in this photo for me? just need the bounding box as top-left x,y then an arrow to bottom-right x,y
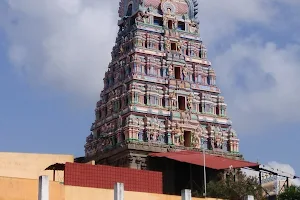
184,131 -> 192,147
97,130 -> 101,138
126,4 -> 133,16
113,135 -> 118,145
216,106 -> 220,115
162,98 -> 166,107
144,95 -> 148,105
168,20 -> 173,29
178,96 -> 186,111
171,42 -> 176,51
178,21 -> 185,31
207,76 -> 211,85
130,17 -> 135,25
119,99 -> 122,110
97,110 -> 101,120
154,17 -> 163,26
138,130 -> 144,141
199,104 -> 202,113
104,107 -> 107,116
121,132 -> 126,141
175,67 -> 181,80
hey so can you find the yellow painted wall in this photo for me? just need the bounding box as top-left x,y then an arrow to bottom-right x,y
0,176 -> 64,200
0,176 -> 221,200
0,152 -> 74,181
64,185 -> 220,200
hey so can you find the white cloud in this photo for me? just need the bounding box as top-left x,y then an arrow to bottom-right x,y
1,0 -> 119,102
197,0 -> 278,45
213,37 -> 300,131
196,0 -> 300,131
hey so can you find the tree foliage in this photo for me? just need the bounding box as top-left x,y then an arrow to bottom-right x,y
205,170 -> 264,200
278,185 -> 300,200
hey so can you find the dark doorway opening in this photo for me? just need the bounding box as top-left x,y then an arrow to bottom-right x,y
175,67 -> 181,80
184,131 -> 192,147
171,42 -> 176,51
178,21 -> 185,31
126,4 -> 133,16
154,17 -> 163,26
178,96 -> 186,111
199,104 -> 202,113
168,20 -> 173,29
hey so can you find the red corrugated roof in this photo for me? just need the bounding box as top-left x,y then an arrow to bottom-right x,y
149,151 -> 259,170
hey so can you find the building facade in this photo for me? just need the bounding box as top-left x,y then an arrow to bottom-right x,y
84,0 -> 241,169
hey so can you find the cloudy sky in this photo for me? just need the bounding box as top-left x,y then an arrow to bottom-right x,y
0,0 -> 299,180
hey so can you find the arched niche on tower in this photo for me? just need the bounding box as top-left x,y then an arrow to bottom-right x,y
119,0 -> 137,18
126,2 -> 133,16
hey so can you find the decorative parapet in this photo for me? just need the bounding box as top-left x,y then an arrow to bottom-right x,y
85,139 -> 243,160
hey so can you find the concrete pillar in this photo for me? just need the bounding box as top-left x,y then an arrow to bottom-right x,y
181,189 -> 192,200
244,195 -> 254,200
114,182 -> 124,200
38,176 -> 49,200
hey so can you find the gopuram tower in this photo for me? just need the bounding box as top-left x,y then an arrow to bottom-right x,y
84,0 -> 241,169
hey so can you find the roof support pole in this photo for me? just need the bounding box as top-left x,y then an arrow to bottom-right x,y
259,171 -> 262,186
203,147 -> 207,197
38,176 -> 49,200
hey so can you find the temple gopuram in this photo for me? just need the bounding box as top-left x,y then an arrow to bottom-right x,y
84,0 -> 241,170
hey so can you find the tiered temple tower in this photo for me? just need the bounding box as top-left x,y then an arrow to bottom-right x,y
84,0 -> 241,169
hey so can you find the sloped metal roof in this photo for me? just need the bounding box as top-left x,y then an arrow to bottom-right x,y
149,151 -> 259,170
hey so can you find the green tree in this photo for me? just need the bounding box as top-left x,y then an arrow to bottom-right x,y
204,170 -> 264,200
278,185 -> 300,200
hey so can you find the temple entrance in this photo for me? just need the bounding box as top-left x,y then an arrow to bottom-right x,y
184,131 -> 191,147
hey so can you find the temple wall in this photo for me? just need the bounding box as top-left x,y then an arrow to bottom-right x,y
0,176 -> 64,200
65,186 -> 219,200
0,175 -> 220,200
0,152 -> 74,181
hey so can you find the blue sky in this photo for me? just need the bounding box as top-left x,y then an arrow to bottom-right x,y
0,0 -> 300,178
